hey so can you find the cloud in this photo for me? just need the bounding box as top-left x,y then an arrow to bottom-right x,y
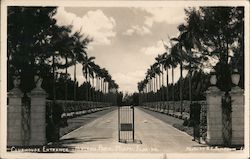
112,68 -> 190,93
123,25 -> 151,36
112,70 -> 145,93
140,40 -> 166,56
142,7 -> 185,27
53,7 -> 116,46
123,7 -> 185,36
142,7 -> 186,27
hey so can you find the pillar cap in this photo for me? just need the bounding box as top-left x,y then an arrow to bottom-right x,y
8,88 -> 23,97
229,86 -> 244,94
30,87 -> 47,96
205,86 -> 225,96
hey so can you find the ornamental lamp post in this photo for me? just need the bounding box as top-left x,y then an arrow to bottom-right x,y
210,69 -> 217,86
231,69 -> 240,87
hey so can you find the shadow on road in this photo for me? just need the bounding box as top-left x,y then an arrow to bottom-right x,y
60,107 -> 117,137
58,137 -> 111,145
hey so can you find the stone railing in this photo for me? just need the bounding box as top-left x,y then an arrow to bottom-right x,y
142,100 -> 206,112
45,100 -> 113,142
46,100 -> 112,119
141,100 -> 206,120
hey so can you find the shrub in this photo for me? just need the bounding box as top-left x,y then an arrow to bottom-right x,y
183,118 -> 189,126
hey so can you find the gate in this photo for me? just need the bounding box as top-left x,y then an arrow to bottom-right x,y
190,102 -> 201,143
190,101 -> 207,144
118,106 -> 134,143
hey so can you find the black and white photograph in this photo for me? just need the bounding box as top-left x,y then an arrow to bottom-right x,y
0,0 -> 249,159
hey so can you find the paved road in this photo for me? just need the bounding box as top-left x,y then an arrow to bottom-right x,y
59,107 -> 203,152
138,107 -> 184,126
60,108 -> 116,137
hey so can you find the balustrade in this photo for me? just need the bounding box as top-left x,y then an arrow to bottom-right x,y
46,100 -> 112,119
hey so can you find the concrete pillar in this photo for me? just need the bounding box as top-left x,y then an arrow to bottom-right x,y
229,86 -> 244,146
206,86 -> 225,145
29,84 -> 47,146
7,87 -> 24,146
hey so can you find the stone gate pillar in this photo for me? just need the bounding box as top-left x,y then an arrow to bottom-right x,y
206,85 -> 224,145
29,77 -> 47,146
7,85 -> 23,146
229,86 -> 244,146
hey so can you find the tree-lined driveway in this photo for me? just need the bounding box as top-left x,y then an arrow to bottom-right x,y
59,107 -> 202,152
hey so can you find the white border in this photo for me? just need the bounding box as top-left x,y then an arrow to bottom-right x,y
0,0 -> 249,7
1,1 -> 249,159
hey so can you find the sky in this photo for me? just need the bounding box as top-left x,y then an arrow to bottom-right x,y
53,6 -> 188,93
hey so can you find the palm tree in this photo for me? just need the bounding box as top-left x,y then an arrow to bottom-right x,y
146,67 -> 154,104
138,79 -> 148,105
108,79 -> 118,105
172,22 -> 202,105
55,27 -> 76,101
143,78 -> 149,103
161,52 -> 172,113
63,38 -> 73,101
99,68 -> 109,102
82,55 -> 95,101
92,63 -> 101,102
149,65 -> 156,103
141,76 -> 149,104
89,61 -> 99,101
71,31 -> 91,100
50,25 -> 72,101
168,53 -> 178,112
170,37 -> 200,115
155,54 -> 164,102
105,73 -> 112,103
169,36 -> 184,114
151,63 -> 161,110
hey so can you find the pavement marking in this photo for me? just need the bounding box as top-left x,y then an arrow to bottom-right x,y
143,120 -> 148,123
106,120 -> 111,123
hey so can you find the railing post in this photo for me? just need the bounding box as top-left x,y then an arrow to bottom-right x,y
7,82 -> 24,146
229,86 -> 244,146
29,77 -> 47,146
